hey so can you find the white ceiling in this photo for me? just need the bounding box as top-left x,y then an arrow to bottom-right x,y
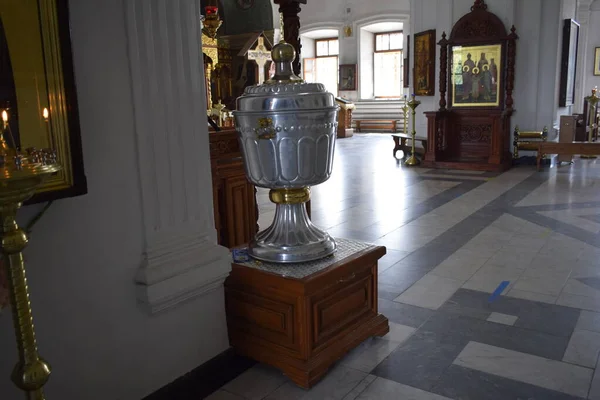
302,29 -> 339,39
361,22 -> 404,33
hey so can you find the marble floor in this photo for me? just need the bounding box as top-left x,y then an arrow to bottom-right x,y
209,134 -> 600,400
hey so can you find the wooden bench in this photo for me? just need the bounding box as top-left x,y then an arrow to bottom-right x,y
537,142 -> 600,171
392,133 -> 428,159
355,119 -> 398,133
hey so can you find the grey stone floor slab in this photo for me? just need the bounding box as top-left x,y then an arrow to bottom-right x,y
371,330 -> 465,391
377,298 -> 435,328
418,313 -> 570,361
431,365 -> 586,400
441,289 -> 580,338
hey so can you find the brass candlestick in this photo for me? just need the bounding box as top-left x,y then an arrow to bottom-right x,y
404,94 -> 421,166
1,146 -> 59,400
401,95 -> 409,135
582,87 -> 599,159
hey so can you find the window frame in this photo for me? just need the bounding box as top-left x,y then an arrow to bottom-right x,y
315,37 -> 340,58
373,31 -> 404,99
374,31 -> 403,53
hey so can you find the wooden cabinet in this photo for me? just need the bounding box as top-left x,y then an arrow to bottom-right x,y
224,242 -> 389,388
336,100 -> 355,138
210,128 -> 258,248
423,1 -> 517,172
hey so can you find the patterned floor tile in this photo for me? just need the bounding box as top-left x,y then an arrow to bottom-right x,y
562,329 -> 600,368
223,364 -> 287,400
377,298 -> 435,328
453,342 -> 593,398
432,365 -> 586,400
371,330 -> 465,391
486,312 -> 518,326
575,310 -> 600,332
505,288 -> 558,304
340,338 -> 401,373
354,377 -> 452,399
419,313 -> 570,361
394,274 -> 463,310
266,364 -> 367,400
589,355 -> 600,400
205,390 -> 246,400
442,289 -> 579,338
342,375 -> 377,400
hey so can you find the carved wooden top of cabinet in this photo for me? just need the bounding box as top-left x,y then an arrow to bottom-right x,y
227,239 -> 386,296
209,127 -> 241,160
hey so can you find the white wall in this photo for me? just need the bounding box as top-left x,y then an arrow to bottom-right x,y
555,0 -> 578,127
359,30 -> 375,99
300,0 -> 410,100
0,1 -> 230,399
586,1 -> 600,91
409,0 -> 567,141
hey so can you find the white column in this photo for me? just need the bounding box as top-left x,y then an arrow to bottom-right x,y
125,0 -> 231,313
575,0 -> 593,113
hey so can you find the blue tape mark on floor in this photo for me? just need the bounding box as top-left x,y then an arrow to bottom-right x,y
488,281 -> 510,303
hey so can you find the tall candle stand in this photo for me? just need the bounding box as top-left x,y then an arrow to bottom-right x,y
581,87 -> 599,159
402,95 -> 409,135
0,111 -> 59,400
404,94 -> 422,167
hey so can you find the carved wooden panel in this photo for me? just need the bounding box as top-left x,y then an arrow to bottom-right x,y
311,273 -> 373,350
459,124 -> 492,144
224,175 -> 257,247
210,127 -> 258,248
225,288 -> 298,352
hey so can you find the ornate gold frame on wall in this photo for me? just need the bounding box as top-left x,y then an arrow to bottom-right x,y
0,0 -> 87,203
450,44 -> 502,108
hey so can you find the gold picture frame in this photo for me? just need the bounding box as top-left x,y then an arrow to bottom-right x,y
595,47 -> 600,76
451,44 -> 502,108
0,0 -> 87,203
414,30 -> 436,96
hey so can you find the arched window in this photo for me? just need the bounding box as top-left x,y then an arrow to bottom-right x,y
360,21 -> 404,99
300,29 -> 339,96
374,31 -> 403,98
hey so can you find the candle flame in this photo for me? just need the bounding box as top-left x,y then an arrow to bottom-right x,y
43,107 -> 49,120
1,110 -> 7,123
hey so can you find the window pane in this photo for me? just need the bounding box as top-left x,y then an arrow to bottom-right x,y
303,58 -> 316,82
316,41 -> 329,56
374,51 -> 402,97
380,34 -> 390,51
315,56 -> 338,96
329,39 -> 339,56
375,34 -> 384,51
390,33 -> 403,50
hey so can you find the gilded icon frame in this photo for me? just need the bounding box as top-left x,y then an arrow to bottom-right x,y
413,30 -> 436,96
450,44 -> 503,108
339,64 -> 357,91
0,0 -> 87,203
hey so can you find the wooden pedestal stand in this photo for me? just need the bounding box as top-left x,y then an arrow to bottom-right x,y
224,239 -> 389,388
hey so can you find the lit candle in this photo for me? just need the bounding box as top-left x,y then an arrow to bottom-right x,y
1,110 -> 7,130
42,107 -> 54,150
